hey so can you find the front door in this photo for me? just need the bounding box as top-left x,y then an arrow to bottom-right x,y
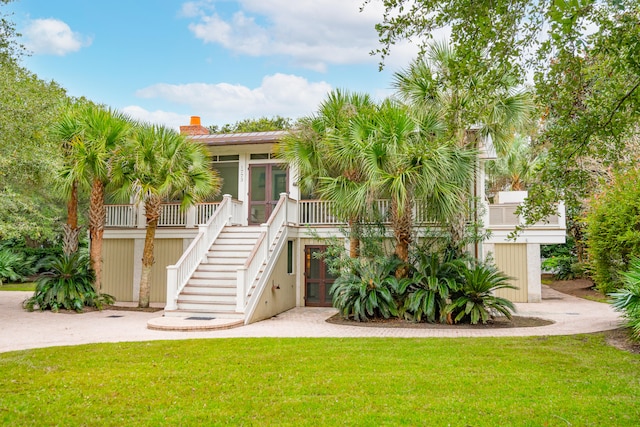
304,245 -> 336,307
249,164 -> 288,224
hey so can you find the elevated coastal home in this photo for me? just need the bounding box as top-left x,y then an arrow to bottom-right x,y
102,116 -> 565,323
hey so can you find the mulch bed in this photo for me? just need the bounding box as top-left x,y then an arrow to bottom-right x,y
326,314 -> 553,329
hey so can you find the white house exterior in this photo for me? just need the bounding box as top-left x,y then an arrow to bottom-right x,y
101,117 -> 566,323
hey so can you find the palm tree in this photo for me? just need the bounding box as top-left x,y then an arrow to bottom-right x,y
393,41 -> 534,154
51,104 -> 84,256
485,135 -> 542,194
393,42 -> 535,253
63,104 -> 132,293
277,89 -> 378,257
356,100 -> 475,265
111,124 -> 220,308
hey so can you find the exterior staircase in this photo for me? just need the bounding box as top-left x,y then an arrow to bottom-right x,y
170,226 -> 262,319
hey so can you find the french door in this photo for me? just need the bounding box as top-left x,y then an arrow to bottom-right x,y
248,164 -> 287,224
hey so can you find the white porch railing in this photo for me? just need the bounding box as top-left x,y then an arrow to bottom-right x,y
106,198 -> 565,230
238,193 -> 294,315
105,204 -> 137,228
196,203 -> 220,225
158,203 -> 186,227
165,195 -> 241,311
487,203 -> 564,228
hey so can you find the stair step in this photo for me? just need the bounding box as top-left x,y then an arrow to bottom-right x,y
196,263 -> 242,272
182,286 -> 236,296
187,278 -> 236,287
164,309 -> 244,320
206,251 -> 252,258
179,293 -> 236,303
177,301 -> 237,312
193,270 -> 236,278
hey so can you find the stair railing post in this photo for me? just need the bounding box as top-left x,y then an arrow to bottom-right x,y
166,265 -> 178,311
222,194 -> 232,225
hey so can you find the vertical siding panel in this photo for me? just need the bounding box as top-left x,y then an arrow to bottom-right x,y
150,239 -> 183,303
494,244 -> 528,303
103,239 -> 134,301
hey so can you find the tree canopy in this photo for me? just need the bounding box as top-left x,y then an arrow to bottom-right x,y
368,0 -> 640,254
208,116 -> 293,134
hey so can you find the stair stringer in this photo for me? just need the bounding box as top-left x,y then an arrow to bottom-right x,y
242,224 -> 290,324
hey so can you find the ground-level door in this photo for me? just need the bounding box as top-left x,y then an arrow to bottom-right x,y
249,164 -> 288,224
304,245 -> 336,307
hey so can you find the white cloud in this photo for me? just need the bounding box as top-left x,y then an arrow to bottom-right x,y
132,73 -> 332,127
184,0 -> 419,71
23,18 -> 91,56
120,106 -> 191,130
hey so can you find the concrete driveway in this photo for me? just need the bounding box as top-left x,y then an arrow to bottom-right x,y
0,286 -> 621,353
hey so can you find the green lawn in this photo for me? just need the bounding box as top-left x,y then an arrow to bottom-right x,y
0,282 -> 35,291
1,336 -> 639,426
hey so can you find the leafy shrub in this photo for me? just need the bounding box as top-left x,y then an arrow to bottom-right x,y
609,258 -> 640,342
446,263 -> 517,324
23,252 -> 114,312
541,255 -> 586,280
399,252 -> 465,323
586,168 -> 640,293
329,256 -> 401,322
0,248 -> 36,284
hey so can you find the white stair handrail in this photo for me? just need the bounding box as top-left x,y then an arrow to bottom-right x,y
166,195 -> 240,310
236,193 -> 291,312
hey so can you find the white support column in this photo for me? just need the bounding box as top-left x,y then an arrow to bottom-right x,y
185,206 -> 196,228
527,243 -> 542,302
132,238 -> 144,301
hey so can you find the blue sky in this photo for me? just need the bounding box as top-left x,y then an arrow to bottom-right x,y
7,0 -> 424,129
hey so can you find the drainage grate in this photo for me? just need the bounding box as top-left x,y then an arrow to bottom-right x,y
107,315 -> 124,318
185,316 -> 215,321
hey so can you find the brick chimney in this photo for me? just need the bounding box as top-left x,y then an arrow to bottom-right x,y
180,116 -> 210,135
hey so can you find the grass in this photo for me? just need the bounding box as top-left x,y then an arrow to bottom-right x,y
1,336 -> 639,426
0,282 -> 35,291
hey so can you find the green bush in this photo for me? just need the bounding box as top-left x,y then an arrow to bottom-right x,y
399,251 -> 465,323
0,248 -> 36,284
586,168 -> 640,293
23,252 -> 114,312
446,263 -> 517,324
541,255 -> 586,280
329,256 -> 401,322
609,258 -> 640,342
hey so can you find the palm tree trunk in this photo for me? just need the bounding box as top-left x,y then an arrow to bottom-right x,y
89,178 -> 106,293
391,197 -> 413,277
63,180 -> 80,256
348,219 -> 360,258
139,196 -> 161,308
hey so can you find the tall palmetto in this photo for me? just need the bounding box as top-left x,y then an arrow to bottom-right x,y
112,124 -> 220,308
393,42 -> 534,252
277,89 -> 377,257
63,104 -> 132,293
350,100 -> 475,265
51,103 -> 84,256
